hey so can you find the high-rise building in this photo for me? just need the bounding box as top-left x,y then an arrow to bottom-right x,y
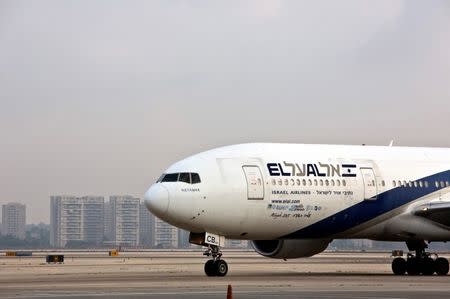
50,196 -> 104,247
139,202 -> 155,247
154,217 -> 178,248
109,196 -> 140,247
1,203 -> 26,240
103,201 -> 113,241
80,196 -> 104,244
178,229 -> 190,248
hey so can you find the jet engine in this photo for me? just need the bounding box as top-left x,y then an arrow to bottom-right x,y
251,239 -> 331,259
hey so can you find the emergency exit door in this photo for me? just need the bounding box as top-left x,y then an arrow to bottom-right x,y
242,166 -> 264,200
360,168 -> 377,200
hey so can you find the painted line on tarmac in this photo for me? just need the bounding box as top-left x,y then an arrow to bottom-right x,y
0,291 -> 407,299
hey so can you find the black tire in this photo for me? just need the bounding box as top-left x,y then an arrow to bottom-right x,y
407,258 -> 420,276
435,257 -> 449,276
204,259 -> 216,277
392,257 -> 407,275
215,260 -> 228,277
420,257 -> 435,276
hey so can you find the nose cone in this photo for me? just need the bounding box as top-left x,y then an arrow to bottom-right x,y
144,184 -> 169,218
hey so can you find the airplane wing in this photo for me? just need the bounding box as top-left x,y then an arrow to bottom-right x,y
414,202 -> 450,227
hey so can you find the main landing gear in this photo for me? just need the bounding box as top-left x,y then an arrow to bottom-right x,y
203,245 -> 228,277
391,241 -> 449,276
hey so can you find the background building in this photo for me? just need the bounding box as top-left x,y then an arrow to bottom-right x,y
80,196 -> 104,245
139,202 -> 155,247
154,217 -> 178,248
178,229 -> 190,248
109,196 -> 140,247
103,201 -> 113,241
50,196 -> 104,247
1,203 -> 26,240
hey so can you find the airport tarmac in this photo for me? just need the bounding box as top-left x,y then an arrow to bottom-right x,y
1,251 -> 450,299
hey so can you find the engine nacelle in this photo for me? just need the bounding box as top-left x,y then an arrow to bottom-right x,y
251,239 -> 331,259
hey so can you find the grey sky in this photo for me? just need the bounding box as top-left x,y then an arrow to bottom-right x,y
1,0 -> 449,223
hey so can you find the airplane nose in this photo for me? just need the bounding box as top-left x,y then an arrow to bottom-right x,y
144,184 -> 169,218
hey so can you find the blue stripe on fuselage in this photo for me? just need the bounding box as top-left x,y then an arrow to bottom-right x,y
281,170 -> 450,239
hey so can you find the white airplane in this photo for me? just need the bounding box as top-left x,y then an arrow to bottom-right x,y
144,143 -> 450,277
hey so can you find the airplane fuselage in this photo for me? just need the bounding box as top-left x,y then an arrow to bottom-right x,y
145,143 -> 450,242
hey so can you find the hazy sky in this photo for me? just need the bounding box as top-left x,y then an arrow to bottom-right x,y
1,1 -> 449,223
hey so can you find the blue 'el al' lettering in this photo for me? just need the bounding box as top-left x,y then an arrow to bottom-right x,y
278,163 -> 291,176
267,163 -> 280,176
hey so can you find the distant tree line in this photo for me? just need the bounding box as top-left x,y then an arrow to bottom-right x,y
2,224 -> 450,251
0,223 -> 50,249
330,239 -> 450,252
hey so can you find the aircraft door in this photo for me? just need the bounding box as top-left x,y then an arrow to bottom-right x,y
360,168 -> 377,200
242,166 -> 264,200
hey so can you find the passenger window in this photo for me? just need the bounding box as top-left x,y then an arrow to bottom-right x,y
413,181 -> 418,188
290,179 -> 295,186
446,181 -> 450,187
308,179 -> 312,186
342,180 -> 346,187
381,180 -> 385,187
408,181 -> 413,188
403,181 -> 407,187
440,181 -> 445,188
296,179 -> 301,186
336,180 -> 341,187
425,181 -> 429,188
398,180 -> 402,187
435,181 -> 440,188
419,181 -> 423,188
314,179 -> 318,186
278,179 -> 282,186
302,179 -> 307,186
178,173 -> 191,184
393,181 -> 396,187
325,180 -> 329,186
284,179 -> 288,186
162,173 -> 179,182
319,180 -> 324,186
271,179 -> 276,186
191,173 -> 201,184
331,180 -> 335,187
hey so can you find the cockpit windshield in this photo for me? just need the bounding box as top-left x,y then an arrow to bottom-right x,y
157,172 -> 201,184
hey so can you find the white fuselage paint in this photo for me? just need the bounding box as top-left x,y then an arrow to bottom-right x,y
144,143 -> 450,242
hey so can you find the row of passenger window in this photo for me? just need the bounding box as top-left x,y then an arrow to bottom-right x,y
271,178 -> 450,190
271,178 -> 347,187
157,173 -> 201,184
393,180 -> 450,189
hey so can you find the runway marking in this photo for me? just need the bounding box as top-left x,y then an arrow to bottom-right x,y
0,290 -> 408,299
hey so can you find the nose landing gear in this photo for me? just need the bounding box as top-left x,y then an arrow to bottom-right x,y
203,245 -> 228,277
391,241 -> 449,276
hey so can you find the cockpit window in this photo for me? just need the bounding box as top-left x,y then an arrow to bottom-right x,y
158,172 -> 201,184
156,174 -> 165,183
161,173 -> 178,182
191,173 -> 201,184
178,173 -> 191,184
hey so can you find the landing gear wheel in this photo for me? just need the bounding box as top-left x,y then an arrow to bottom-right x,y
392,257 -> 407,275
406,258 -> 420,276
215,260 -> 228,277
204,260 -> 216,277
420,257 -> 435,276
435,257 -> 449,276
203,244 -> 228,277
